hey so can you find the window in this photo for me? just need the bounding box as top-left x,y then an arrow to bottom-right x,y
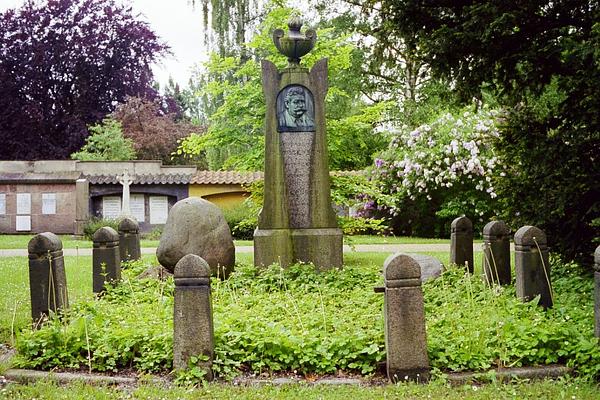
0,194 -> 5,215
42,193 -> 56,215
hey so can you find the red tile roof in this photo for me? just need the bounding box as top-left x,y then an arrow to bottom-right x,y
191,171 -> 264,185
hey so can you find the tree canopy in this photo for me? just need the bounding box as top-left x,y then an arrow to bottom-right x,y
359,0 -> 600,264
0,0 -> 168,160
179,6 -> 389,171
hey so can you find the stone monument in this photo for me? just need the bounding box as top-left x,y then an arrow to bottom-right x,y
173,254 -> 214,380
92,226 -> 122,293
378,253 -> 430,382
450,216 -> 474,273
482,220 -> 511,285
118,170 -> 133,218
514,225 -> 553,309
254,16 -> 343,269
28,233 -> 69,324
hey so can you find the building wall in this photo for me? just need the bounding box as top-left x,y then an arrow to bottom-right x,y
0,183 -> 77,234
189,184 -> 249,209
89,184 -> 189,232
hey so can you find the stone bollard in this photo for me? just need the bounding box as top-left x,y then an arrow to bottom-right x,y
594,246 -> 600,338
118,217 -> 141,262
483,220 -> 511,285
27,233 -> 69,324
450,216 -> 474,273
92,227 -> 121,293
173,254 -> 214,380
514,226 -> 553,309
377,253 -> 430,383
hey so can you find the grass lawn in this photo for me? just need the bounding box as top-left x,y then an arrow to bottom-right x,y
3,378 -> 600,399
0,235 -> 161,250
0,234 -> 460,250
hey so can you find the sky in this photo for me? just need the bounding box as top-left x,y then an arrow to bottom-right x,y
0,0 -> 207,89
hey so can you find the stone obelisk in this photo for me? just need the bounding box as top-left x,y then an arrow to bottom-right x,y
254,16 -> 343,269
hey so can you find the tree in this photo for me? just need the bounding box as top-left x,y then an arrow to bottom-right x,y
113,97 -> 206,165
179,7 -> 389,171
71,119 -> 135,161
360,1 -> 600,265
0,0 -> 168,160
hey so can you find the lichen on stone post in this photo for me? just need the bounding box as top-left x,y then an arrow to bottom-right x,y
92,226 -> 121,293
381,253 -> 430,383
514,225 -> 553,309
450,216 -> 474,273
27,232 -> 69,325
483,220 -> 511,285
173,254 -> 214,381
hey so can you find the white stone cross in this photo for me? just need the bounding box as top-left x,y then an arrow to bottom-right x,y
118,171 -> 133,218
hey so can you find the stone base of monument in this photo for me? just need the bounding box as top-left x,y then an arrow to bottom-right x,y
254,228 -> 342,269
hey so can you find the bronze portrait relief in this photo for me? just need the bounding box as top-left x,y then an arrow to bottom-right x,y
276,85 -> 315,132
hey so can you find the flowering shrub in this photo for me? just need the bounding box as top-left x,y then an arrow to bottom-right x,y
371,106 -> 502,236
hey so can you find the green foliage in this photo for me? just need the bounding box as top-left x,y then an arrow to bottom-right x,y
221,201 -> 259,240
13,256 -> 600,381
360,1 -> 600,265
337,217 -> 387,236
82,217 -> 120,240
179,7 -> 388,170
493,79 -> 600,265
371,106 -> 501,237
70,119 -> 135,161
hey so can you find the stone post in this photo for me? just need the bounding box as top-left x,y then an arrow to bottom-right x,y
594,245 -> 600,338
27,233 -> 69,324
118,217 -> 141,262
92,227 -> 121,293
450,216 -> 474,273
380,253 -> 430,383
482,220 -> 511,285
514,226 -> 553,309
173,254 -> 214,380
74,178 -> 89,237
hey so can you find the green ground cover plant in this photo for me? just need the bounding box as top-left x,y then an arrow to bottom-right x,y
6,253 -> 599,382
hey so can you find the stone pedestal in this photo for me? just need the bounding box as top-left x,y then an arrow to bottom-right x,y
92,227 -> 121,293
254,19 -> 342,269
173,254 -> 214,380
514,226 -> 552,309
118,217 -> 141,262
450,216 -> 474,273
74,179 -> 89,237
28,233 -> 69,324
381,253 -> 430,383
483,220 -> 511,285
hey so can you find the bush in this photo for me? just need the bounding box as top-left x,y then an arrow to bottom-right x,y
338,216 -> 387,236
83,217 -> 120,240
371,106 -> 501,237
221,202 -> 258,240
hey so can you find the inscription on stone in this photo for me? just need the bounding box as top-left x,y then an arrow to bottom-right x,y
280,131 -> 314,228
